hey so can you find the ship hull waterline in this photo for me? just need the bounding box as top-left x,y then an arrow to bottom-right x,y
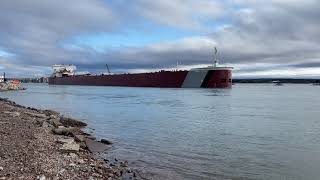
48,69 -> 232,88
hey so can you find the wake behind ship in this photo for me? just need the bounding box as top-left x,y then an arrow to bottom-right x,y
48,49 -> 233,88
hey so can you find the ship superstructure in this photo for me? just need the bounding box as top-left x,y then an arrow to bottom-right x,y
52,64 -> 76,78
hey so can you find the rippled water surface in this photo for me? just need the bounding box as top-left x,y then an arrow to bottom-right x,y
1,84 -> 320,179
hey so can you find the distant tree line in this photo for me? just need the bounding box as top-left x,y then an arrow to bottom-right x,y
233,78 -> 320,84
18,77 -> 49,83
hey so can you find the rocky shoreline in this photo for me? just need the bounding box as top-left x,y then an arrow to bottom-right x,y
0,82 -> 25,91
0,98 -> 137,180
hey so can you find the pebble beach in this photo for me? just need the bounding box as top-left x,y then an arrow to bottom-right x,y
0,97 -> 136,180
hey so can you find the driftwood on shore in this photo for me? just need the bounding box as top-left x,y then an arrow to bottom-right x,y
0,98 -> 137,179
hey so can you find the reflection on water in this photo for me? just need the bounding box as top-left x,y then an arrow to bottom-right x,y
1,84 -> 320,180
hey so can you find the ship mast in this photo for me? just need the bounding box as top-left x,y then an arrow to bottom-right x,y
176,61 -> 179,71
213,47 -> 218,68
106,64 -> 111,74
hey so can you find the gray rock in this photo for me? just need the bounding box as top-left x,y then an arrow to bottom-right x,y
53,127 -> 68,135
42,121 -> 51,128
78,159 -> 85,164
85,139 -> 110,153
3,111 -> 20,117
120,161 -> 128,167
0,167 -> 3,171
56,137 -> 75,144
53,127 -> 74,135
79,142 -> 87,149
86,136 -> 96,140
50,114 -> 58,119
24,111 -> 47,118
36,119 -> 45,125
60,142 -> 80,153
69,153 -> 78,158
38,175 -> 46,180
100,138 -> 113,145
60,116 -> 87,127
58,169 -> 66,175
50,118 -> 63,127
73,134 -> 85,142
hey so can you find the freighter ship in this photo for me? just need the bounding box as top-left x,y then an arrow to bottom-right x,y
48,48 -> 233,88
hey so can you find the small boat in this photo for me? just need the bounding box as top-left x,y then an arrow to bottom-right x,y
272,81 -> 283,86
312,80 -> 320,86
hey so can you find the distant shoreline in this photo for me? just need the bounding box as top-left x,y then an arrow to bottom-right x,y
233,78 -> 320,84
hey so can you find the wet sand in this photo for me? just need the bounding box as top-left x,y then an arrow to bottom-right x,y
0,98 -> 136,180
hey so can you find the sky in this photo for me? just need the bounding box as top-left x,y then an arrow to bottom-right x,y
0,0 -> 320,78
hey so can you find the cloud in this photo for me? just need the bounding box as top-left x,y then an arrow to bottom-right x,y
0,0 -> 115,70
132,0 -> 226,30
0,0 -> 319,77
0,57 -> 50,77
203,0 -> 320,73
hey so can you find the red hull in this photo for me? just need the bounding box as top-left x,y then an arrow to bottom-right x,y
48,69 -> 232,88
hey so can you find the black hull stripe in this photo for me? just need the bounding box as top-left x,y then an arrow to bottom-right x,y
200,70 -> 213,88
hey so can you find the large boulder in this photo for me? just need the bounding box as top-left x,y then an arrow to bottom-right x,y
58,137 -> 80,153
3,111 -> 20,117
56,137 -> 75,144
49,118 -> 63,128
60,116 -> 87,127
42,109 -> 60,117
24,111 -> 47,118
73,134 -> 86,142
52,126 -> 75,135
85,139 -> 110,153
60,142 -> 80,153
100,139 -> 113,145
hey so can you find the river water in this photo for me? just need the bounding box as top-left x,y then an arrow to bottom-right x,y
1,84 -> 320,180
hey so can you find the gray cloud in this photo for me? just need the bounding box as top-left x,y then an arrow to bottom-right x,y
0,0 -> 115,74
0,0 -> 320,77
132,0 -> 226,30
